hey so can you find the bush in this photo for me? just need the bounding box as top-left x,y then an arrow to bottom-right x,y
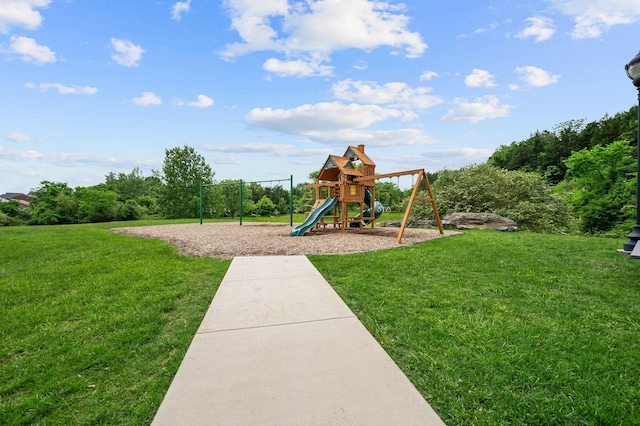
0,211 -> 23,226
137,195 -> 159,215
0,200 -> 30,224
256,196 -> 276,216
76,187 -> 118,223
116,200 -> 144,221
29,203 -> 62,225
410,163 -> 575,233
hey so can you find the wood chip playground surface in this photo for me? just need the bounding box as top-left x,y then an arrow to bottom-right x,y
112,222 -> 460,259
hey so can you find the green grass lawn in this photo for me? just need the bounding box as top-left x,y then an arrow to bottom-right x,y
0,222 -> 230,425
310,230 -> 640,425
1,221 -> 639,425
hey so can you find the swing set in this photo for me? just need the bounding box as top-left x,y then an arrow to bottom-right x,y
291,144 -> 443,243
199,176 -> 294,225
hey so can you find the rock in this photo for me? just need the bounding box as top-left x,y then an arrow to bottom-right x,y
378,221 -> 402,227
440,212 -> 517,231
378,220 -> 436,228
378,214 -> 517,231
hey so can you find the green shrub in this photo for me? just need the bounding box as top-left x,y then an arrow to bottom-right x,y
0,211 -> 23,226
256,195 -> 276,216
116,199 -> 144,221
0,200 -> 30,224
410,163 -> 575,233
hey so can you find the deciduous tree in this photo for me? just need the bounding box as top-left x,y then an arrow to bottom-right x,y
159,145 -> 214,219
29,181 -> 77,225
562,140 -> 636,234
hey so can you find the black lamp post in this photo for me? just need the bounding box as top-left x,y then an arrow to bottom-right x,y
623,51 -> 640,252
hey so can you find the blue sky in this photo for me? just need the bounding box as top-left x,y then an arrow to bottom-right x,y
2,0 -> 640,193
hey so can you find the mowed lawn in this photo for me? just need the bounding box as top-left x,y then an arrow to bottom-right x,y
310,230 -> 640,425
1,222 -> 639,425
0,222 -> 230,425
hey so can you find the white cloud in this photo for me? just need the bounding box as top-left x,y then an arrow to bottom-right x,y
441,95 -> 513,123
401,147 -> 495,169
457,22 -> 498,39
210,155 -> 241,165
171,0 -> 191,21
516,16 -> 555,42
515,66 -> 560,87
0,148 -> 45,160
0,0 -> 50,34
284,0 -> 427,58
221,0 -> 426,75
25,82 -> 98,94
308,128 -> 437,147
464,69 -> 497,88
0,146 -> 160,172
175,94 -> 215,108
353,60 -> 367,71
549,0 -> 640,39
132,92 -> 162,106
246,102 -> 406,134
6,131 -> 41,143
7,132 -> 32,143
203,143 -> 334,160
419,70 -> 438,81
428,147 -> 495,160
427,147 -> 495,160
110,38 -> 144,67
244,101 -> 435,147
188,94 -> 214,108
263,58 -> 334,77
220,0 -> 289,58
10,36 -> 55,64
331,79 -> 443,110
203,142 -> 294,155
474,22 -> 498,35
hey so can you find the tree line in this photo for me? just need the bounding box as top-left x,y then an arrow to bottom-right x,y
411,105 -> 638,236
1,146 -> 288,225
0,145 -> 410,226
2,105 -> 637,236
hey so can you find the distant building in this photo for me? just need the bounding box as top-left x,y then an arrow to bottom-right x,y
1,193 -> 32,208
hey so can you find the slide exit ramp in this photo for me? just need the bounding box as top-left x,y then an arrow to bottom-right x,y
350,189 -> 384,228
291,197 -> 338,236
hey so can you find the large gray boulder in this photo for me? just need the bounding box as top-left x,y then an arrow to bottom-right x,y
378,212 -> 517,231
440,212 -> 517,231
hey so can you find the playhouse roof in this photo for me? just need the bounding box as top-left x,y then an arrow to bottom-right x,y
317,155 -> 363,181
344,145 -> 375,167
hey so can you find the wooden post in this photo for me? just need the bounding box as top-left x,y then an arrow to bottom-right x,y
397,170 -> 423,243
424,172 -> 443,235
396,170 -> 444,243
371,185 -> 376,230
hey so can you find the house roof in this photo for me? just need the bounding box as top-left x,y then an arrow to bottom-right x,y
1,193 -> 31,202
1,193 -> 31,207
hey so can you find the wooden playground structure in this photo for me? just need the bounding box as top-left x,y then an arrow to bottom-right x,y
298,144 -> 443,243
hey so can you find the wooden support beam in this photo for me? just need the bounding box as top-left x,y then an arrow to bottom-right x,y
397,170 -> 424,244
424,171 -> 443,235
396,169 -> 443,244
354,169 -> 425,182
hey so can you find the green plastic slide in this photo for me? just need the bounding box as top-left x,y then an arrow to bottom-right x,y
350,189 -> 384,227
290,197 -> 338,236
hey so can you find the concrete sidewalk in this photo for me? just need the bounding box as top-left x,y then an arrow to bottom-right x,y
152,256 -> 444,425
